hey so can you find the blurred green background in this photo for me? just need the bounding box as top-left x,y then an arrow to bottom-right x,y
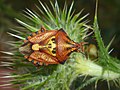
0,0 -> 120,90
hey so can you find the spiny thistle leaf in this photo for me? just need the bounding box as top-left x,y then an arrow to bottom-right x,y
7,32 -> 25,40
106,36 -> 115,53
16,19 -> 38,32
76,77 -> 98,90
93,0 -> 120,73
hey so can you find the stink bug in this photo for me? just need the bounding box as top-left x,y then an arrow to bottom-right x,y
19,26 -> 86,66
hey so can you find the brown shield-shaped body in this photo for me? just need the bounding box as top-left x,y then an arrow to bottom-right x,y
19,26 -> 85,66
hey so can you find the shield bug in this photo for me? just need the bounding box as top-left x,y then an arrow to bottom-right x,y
19,26 -> 86,66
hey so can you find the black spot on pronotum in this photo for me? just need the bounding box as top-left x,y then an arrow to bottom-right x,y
48,43 -> 52,48
51,38 -> 56,43
52,48 -> 56,54
52,38 -> 55,41
52,50 -> 56,54
53,48 -> 56,51
48,43 -> 51,46
53,41 -> 55,43
51,38 -> 55,41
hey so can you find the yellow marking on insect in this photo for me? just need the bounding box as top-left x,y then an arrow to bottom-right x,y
31,36 -> 56,56
32,44 -> 40,50
32,44 -> 46,50
46,36 -> 56,56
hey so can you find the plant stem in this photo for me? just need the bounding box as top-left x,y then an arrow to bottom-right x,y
74,57 -> 120,80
